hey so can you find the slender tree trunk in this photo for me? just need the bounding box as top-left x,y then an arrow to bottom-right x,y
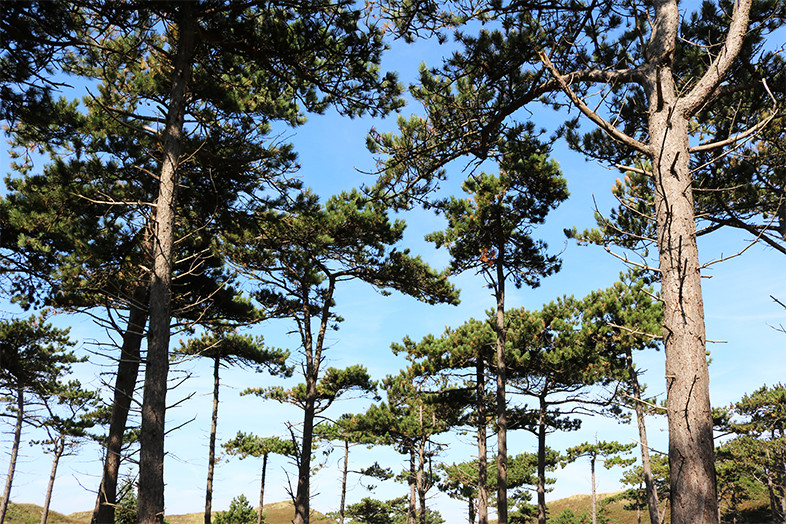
258,453 -> 268,524
476,355 -> 488,524
339,441 -> 349,524
417,432 -> 428,524
0,387 -> 24,523
626,348 -> 661,524
494,242 -> 508,524
293,372 -> 318,524
93,284 -> 148,524
468,497 -> 476,524
204,357 -> 221,524
408,447 -> 417,524
590,455 -> 597,524
536,393 -> 548,524
138,5 -> 196,522
40,438 -> 65,524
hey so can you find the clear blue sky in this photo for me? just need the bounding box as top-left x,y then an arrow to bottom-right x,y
1,11 -> 784,523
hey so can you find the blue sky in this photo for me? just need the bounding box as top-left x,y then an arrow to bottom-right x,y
1,10 -> 785,523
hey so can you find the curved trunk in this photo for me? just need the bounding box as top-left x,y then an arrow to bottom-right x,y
204,356 -> 221,524
40,438 -> 65,524
92,284 -> 148,524
0,387 -> 24,523
138,5 -> 196,523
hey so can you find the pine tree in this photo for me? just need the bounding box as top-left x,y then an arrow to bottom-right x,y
370,4 -> 784,522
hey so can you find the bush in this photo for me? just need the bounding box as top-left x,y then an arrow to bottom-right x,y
213,494 -> 260,524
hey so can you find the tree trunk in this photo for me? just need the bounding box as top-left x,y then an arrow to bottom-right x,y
536,393 -> 548,524
138,5 -> 196,522
0,387 -> 24,523
590,455 -> 597,524
476,354 -> 488,524
494,241 -> 508,524
417,430 -> 427,524
205,356 -> 220,524
92,284 -> 148,524
40,438 -> 65,524
468,496 -> 476,524
293,372 -> 318,524
626,348 -> 661,524
258,453 -> 267,524
339,441 -> 349,524
408,447 -> 417,524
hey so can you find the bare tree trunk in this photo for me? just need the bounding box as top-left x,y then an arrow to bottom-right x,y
339,441 -> 349,524
645,1 -> 752,522
626,348 -> 661,524
591,455 -> 597,524
138,5 -> 196,522
536,394 -> 547,524
494,243 -> 508,524
417,428 -> 427,524
93,284 -> 148,524
476,355 -> 488,524
408,447 -> 417,524
293,373 -> 318,524
205,357 -> 220,524
40,438 -> 65,524
468,496 -> 476,524
258,453 -> 267,524
1,388 -> 24,523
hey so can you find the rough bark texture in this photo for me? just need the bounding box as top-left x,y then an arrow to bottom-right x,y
494,244 -> 508,524
409,449 -> 417,524
591,456 -> 597,524
646,5 -> 717,523
0,388 -> 24,523
138,6 -> 196,522
627,348 -> 661,524
204,357 -> 220,524
476,355 -> 488,524
40,439 -> 64,524
92,284 -> 148,524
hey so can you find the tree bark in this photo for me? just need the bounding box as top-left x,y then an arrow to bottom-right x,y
138,5 -> 196,523
476,354 -> 488,524
339,441 -> 349,524
258,452 -> 268,524
204,356 -> 220,524
92,284 -> 148,524
408,447 -> 417,524
626,348 -> 661,524
0,387 -> 24,523
645,3 -> 718,519
591,455 -> 597,524
417,425 -> 427,524
536,393 -> 547,524
40,438 -> 64,524
494,237 -> 508,524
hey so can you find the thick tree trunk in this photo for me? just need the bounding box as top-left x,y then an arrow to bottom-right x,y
476,355 -> 488,524
93,284 -> 148,524
40,438 -> 64,524
258,453 -> 268,524
0,388 -> 24,523
494,246 -> 508,524
138,6 -> 196,523
204,357 -> 220,524
626,348 -> 661,524
646,17 -> 718,518
339,441 -> 349,524
536,394 -> 548,524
